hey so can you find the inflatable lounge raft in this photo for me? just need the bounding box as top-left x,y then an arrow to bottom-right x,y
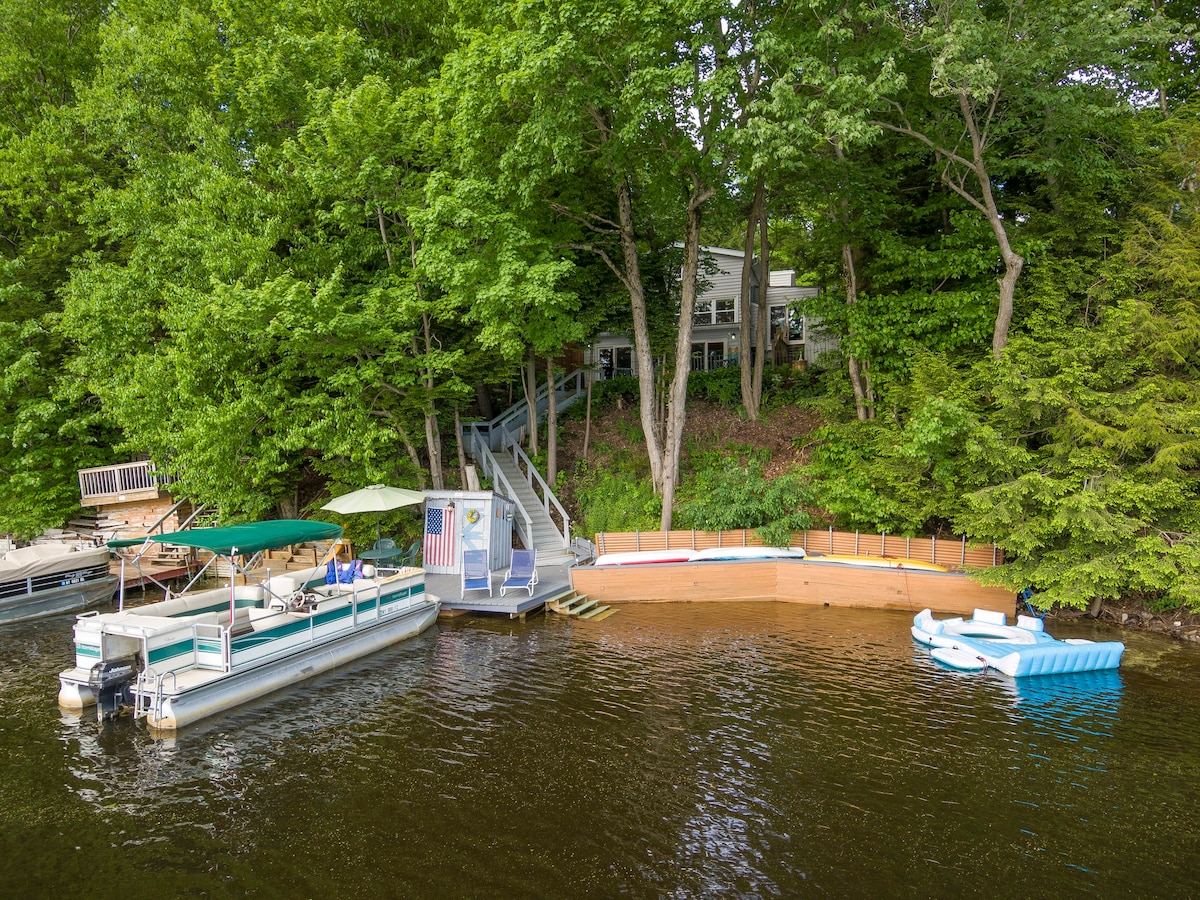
912,607 -> 1125,676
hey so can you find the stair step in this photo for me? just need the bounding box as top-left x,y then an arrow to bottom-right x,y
545,590 -> 580,611
580,605 -> 616,621
570,598 -> 600,617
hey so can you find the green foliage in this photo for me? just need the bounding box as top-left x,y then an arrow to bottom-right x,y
762,365 -> 827,409
676,460 -> 815,537
687,366 -> 743,407
0,0 -> 1198,622
587,376 -> 639,411
572,460 -> 660,535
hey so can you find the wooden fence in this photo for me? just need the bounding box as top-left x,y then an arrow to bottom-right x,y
593,528 -> 1003,570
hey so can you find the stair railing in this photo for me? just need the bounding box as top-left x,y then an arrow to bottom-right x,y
495,426 -> 571,549
463,424 -> 537,549
476,369 -> 588,453
461,368 -> 587,554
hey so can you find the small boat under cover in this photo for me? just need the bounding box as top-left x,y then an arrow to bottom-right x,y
0,543 -> 118,625
912,607 -> 1125,676
58,520 -> 438,731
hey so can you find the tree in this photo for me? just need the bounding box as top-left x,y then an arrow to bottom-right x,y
0,0 -> 115,536
869,0 -> 1171,357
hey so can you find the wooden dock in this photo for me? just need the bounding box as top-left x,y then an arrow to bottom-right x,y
428,566 -> 574,619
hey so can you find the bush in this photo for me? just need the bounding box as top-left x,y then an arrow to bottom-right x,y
676,462 -> 815,536
687,366 -> 743,407
572,461 -> 660,534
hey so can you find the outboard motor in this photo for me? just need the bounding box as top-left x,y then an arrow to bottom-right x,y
88,658 -> 137,721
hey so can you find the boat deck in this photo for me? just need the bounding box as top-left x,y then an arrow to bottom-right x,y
427,564 -> 572,618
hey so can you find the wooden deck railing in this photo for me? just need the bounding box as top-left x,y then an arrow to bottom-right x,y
78,460 -> 173,505
593,528 -> 1003,570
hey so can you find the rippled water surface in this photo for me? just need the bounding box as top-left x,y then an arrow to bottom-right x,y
1,603 -> 1198,897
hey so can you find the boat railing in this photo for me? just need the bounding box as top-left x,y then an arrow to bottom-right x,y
194,622 -> 229,672
135,668 -> 176,722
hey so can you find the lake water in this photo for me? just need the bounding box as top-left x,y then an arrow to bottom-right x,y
1,602 -> 1197,897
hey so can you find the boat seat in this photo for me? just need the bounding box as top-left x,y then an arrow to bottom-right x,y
264,574 -> 301,599
1016,614 -> 1044,632
913,609 -> 943,635
973,608 -> 1008,626
247,609 -> 294,632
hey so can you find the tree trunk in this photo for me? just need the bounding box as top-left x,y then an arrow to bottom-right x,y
400,432 -> 423,484
832,137 -> 873,419
582,370 -> 593,462
474,380 -> 494,420
659,177 -> 714,531
954,94 -> 1024,357
424,409 -> 443,490
752,205 -> 769,412
618,178 -> 664,491
738,180 -> 763,420
454,407 -> 468,487
546,357 -> 558,485
524,348 -> 539,455
421,313 -> 444,490
842,243 -> 874,421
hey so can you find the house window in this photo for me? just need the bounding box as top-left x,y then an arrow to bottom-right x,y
615,346 -> 633,376
769,304 -> 804,342
693,298 -> 737,326
599,346 -> 635,379
690,341 -> 727,371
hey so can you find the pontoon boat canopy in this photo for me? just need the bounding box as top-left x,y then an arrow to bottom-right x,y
107,520 -> 342,556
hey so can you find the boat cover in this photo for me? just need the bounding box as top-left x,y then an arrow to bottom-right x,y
0,544 -> 111,581
109,520 -> 343,556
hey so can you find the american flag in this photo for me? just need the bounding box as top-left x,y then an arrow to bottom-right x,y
424,505 -> 456,568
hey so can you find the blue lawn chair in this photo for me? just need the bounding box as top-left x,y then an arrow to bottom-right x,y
461,549 -> 492,598
500,549 -> 538,598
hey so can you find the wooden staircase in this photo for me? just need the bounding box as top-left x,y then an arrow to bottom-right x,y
546,589 -> 617,622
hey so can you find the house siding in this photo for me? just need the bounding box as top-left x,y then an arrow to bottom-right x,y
590,246 -> 834,376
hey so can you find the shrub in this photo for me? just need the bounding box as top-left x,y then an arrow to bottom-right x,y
676,462 -> 815,536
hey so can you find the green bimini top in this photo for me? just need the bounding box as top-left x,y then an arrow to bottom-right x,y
107,520 -> 343,555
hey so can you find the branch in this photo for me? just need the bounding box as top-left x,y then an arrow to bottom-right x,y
548,202 -> 620,235
561,242 -> 631,293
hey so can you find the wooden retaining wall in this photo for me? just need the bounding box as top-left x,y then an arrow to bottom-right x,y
570,558 -> 1015,617
593,528 -> 1003,571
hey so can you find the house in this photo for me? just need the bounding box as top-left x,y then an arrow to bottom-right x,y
589,246 -> 835,379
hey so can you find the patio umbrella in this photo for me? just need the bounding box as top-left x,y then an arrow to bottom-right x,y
320,484 -> 426,542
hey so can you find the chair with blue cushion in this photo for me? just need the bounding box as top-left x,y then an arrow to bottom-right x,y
461,549 -> 492,598
499,549 -> 538,598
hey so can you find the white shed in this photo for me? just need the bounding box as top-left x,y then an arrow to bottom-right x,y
421,490 -> 515,575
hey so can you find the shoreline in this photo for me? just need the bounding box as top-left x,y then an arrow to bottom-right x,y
1050,603 -> 1200,644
